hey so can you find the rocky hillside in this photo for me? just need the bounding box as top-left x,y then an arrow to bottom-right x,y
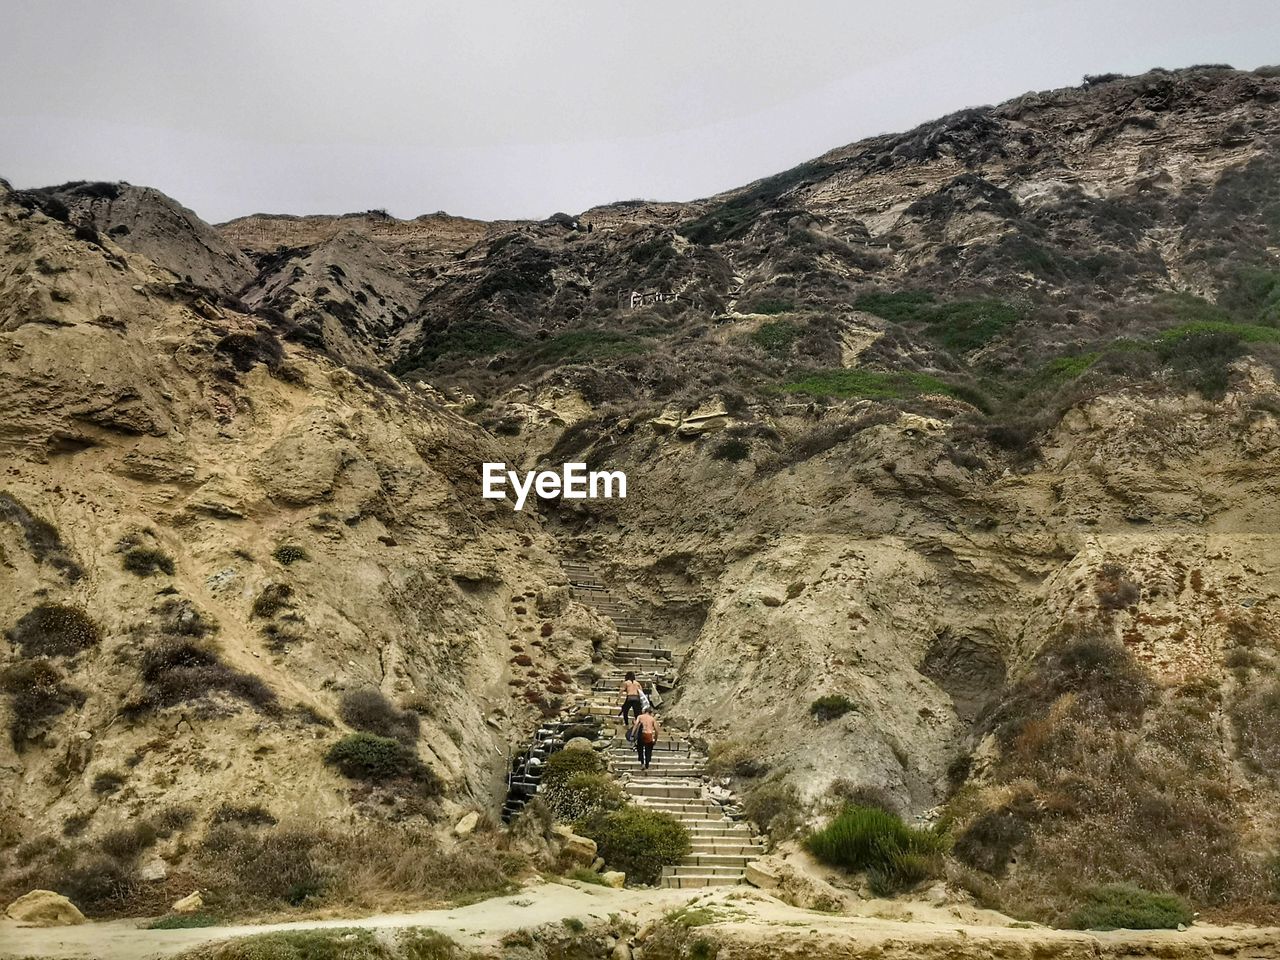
2,64 -> 1280,927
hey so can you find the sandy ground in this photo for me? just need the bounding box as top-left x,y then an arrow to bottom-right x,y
4,882 -> 1278,960
0,880 -> 691,960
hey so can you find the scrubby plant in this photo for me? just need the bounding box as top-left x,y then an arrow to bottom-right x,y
809,694 -> 857,721
710,437 -> 750,462
325,733 -> 441,795
541,747 -> 605,788
7,602 -> 101,657
742,780 -> 802,837
98,821 -> 159,860
252,583 -> 293,618
1230,680 -> 1280,778
211,803 -> 278,827
705,742 -> 769,779
749,319 -> 800,357
339,688 -> 420,746
0,493 -> 83,580
542,771 -> 627,824
1066,884 -> 1193,930
804,804 -> 949,894
122,546 -> 175,577
91,770 -> 128,795
273,544 -> 309,566
578,806 -> 691,885
0,658 -> 85,748
954,808 -> 1029,876
128,636 -> 278,714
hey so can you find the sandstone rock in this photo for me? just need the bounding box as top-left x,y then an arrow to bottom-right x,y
745,856 -> 846,912
611,940 -> 632,960
172,890 -> 204,914
601,871 -> 626,888
140,857 -> 168,881
591,856 -> 605,871
552,825 -> 598,865
454,811 -> 481,837
562,736 -> 595,752
5,890 -> 86,927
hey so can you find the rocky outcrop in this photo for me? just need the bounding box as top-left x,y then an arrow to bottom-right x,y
4,890 -> 86,926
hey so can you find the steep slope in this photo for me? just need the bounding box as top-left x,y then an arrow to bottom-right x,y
239,231 -> 423,367
0,182 -> 619,916
35,181 -> 257,294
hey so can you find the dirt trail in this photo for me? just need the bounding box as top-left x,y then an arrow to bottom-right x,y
5,883 -> 1278,960
0,880 -> 691,959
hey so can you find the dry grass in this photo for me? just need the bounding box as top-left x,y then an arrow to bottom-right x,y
953,620 -> 1265,925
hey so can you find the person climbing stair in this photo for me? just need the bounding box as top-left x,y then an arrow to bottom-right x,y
631,705 -> 659,770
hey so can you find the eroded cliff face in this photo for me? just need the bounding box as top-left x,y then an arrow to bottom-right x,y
0,185 -> 617,868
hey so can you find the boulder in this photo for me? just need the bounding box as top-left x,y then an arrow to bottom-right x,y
552,825 -> 598,865
140,857 -> 168,881
745,856 -> 846,912
171,890 -> 204,914
562,737 -> 595,752
454,811 -> 481,837
601,871 -> 626,888
5,890 -> 86,927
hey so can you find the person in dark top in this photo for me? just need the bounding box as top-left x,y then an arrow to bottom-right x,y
619,671 -> 643,727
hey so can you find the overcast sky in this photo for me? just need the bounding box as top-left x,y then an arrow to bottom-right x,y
2,1 -> 1277,224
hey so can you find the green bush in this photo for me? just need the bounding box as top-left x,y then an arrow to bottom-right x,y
1066,884 -> 1193,930
810,695 -> 856,721
171,927 -> 389,959
804,805 -> 949,893
122,546 -> 175,577
542,771 -> 627,824
749,320 -> 800,357
325,733 -> 440,795
273,544 -> 310,566
779,369 -> 965,402
541,747 -> 605,788
7,603 -> 101,657
578,806 -> 691,885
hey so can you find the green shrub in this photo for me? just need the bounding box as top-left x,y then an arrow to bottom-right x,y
543,771 -> 627,824
147,913 -> 220,929
171,928 -> 388,959
273,544 -> 309,566
579,806 -> 690,885
779,369 -> 965,402
1066,884 -> 1193,930
122,547 -> 175,577
804,805 -> 949,893
541,747 -> 605,787
339,688 -> 420,746
7,603 -> 101,657
853,292 -> 1022,351
749,319 -> 800,357
809,695 -> 856,721
325,733 -> 440,795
